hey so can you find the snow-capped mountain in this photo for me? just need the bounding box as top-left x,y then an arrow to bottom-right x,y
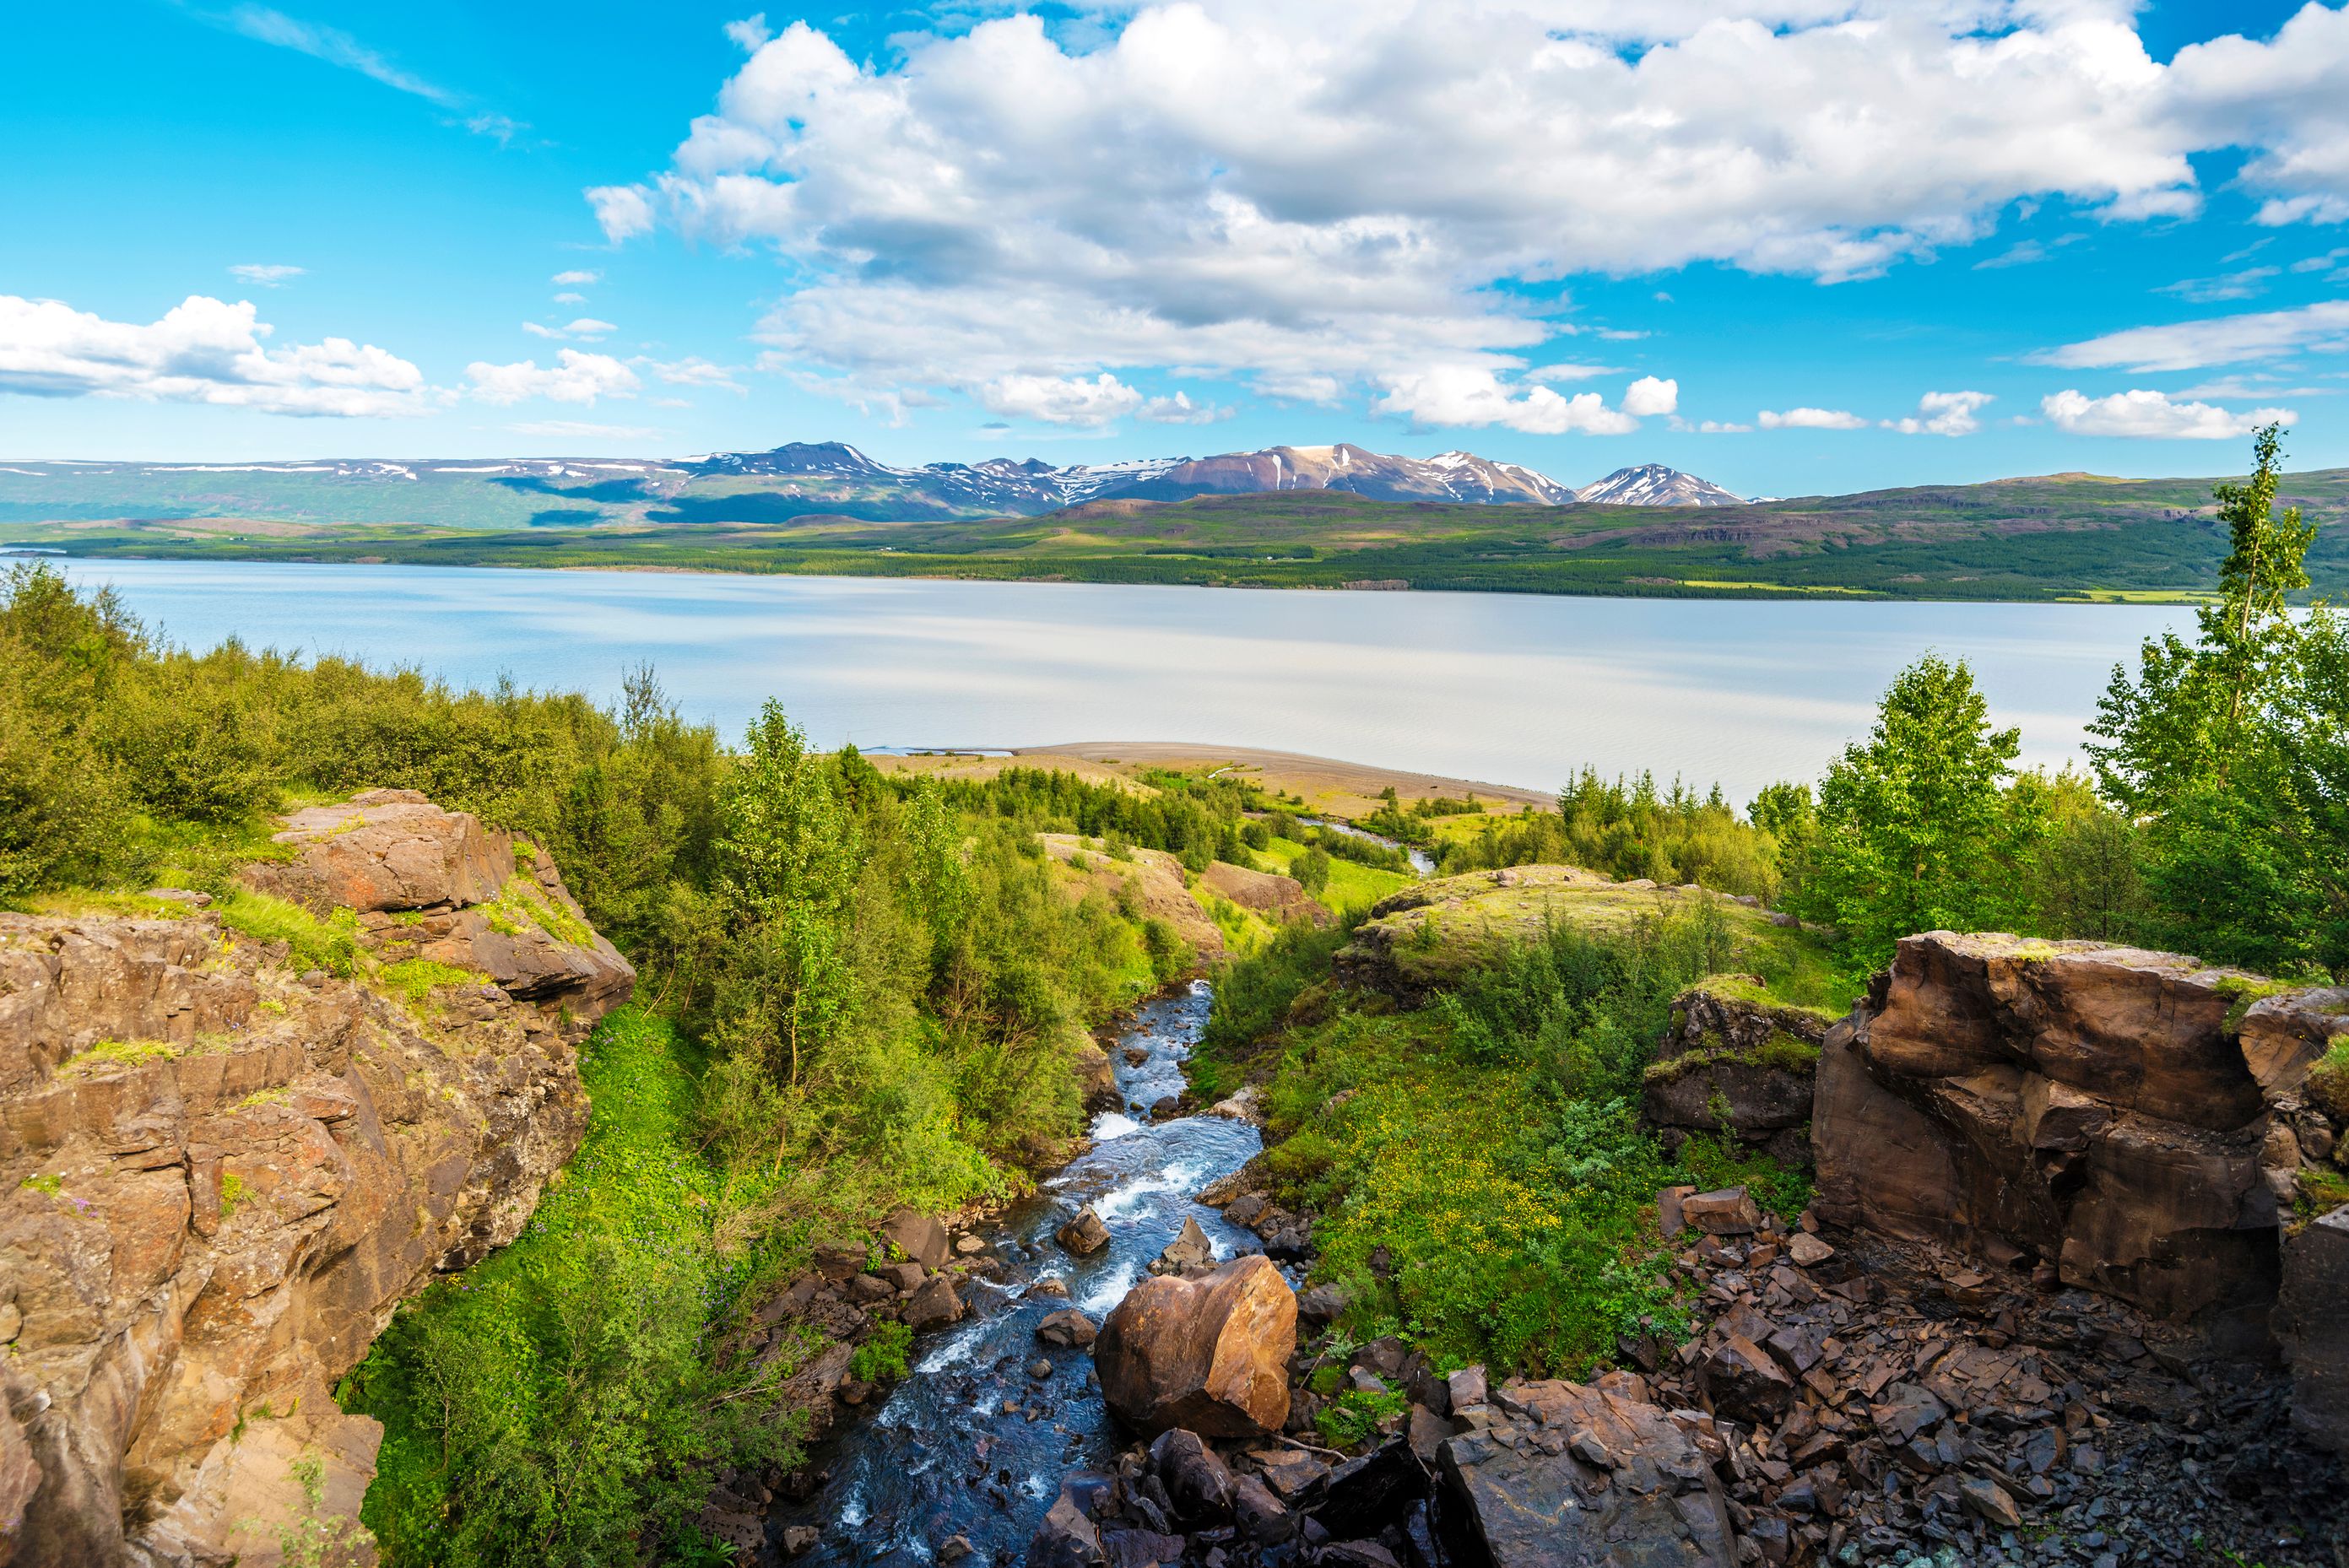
1572,464 -> 1745,507
685,440 -> 1579,513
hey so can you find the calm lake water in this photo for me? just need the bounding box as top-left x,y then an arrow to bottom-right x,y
57,559 -> 2187,799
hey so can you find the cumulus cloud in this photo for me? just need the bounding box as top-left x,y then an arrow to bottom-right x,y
1372,367 -> 1643,435
2041,388 -> 2296,439
1884,390 -> 1994,435
1137,391 -> 1231,424
1757,406 -> 1867,430
1621,376 -> 1679,417
553,292 -> 587,305
465,349 -> 641,406
230,262 -> 304,287
587,2 -> 2349,412
551,269 -> 600,285
587,184 -> 655,244
2166,3 -> 2349,229
0,292 -> 425,416
2038,300 -> 2349,371
1698,420 -> 1755,433
977,372 -> 1145,426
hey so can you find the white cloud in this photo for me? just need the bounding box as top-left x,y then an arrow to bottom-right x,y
1884,390 -> 1994,435
639,355 -> 747,394
2156,268 -> 2278,304
230,262 -> 305,287
212,4 -> 457,105
506,419 -> 662,441
522,318 -> 618,343
595,3 -> 2349,411
723,14 -> 772,52
977,372 -> 1145,426
1525,363 -> 1621,382
2166,3 -> 2349,230
2041,387 -> 2295,439
465,349 -> 641,406
1136,391 -> 1231,424
2038,300 -> 2349,371
1621,376 -> 1679,417
587,184 -> 655,244
1698,419 -> 1755,433
553,292 -> 587,305
1757,406 -> 1867,430
1371,367 -> 1639,435
552,269 -> 601,286
0,292 -> 425,416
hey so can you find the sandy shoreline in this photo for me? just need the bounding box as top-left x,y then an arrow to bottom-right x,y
869,740 -> 1551,820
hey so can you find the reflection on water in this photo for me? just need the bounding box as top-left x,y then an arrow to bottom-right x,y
63,560 -> 2186,799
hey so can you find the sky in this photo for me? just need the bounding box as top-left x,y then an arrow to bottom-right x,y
4,0 -> 2349,498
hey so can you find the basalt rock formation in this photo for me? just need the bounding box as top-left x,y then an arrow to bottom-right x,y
0,792 -> 630,1567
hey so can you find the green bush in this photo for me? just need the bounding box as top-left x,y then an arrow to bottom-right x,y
849,1321 -> 912,1383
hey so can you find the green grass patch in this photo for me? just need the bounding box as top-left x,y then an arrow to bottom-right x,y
343,1008 -> 804,1567
479,873 -> 595,947
59,1036 -> 188,1077
219,1170 -> 250,1217
215,889 -> 363,977
849,1320 -> 912,1383
2304,1035 -> 2349,1121
1317,1384 -> 1409,1447
379,958 -> 486,1012
2215,973 -> 2301,1034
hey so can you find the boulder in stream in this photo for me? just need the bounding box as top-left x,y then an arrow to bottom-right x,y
1097,1255 -> 1296,1439
1057,1206 -> 1112,1257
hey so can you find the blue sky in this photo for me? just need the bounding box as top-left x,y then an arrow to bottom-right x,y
4,0 -> 2348,498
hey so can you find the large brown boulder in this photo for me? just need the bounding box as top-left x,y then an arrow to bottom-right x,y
246,790 -> 635,1025
1437,1379 -> 1734,1568
0,801 -> 628,1566
1642,976 -> 1832,1165
1096,1255 -> 1296,1439
1813,933 -> 2349,1332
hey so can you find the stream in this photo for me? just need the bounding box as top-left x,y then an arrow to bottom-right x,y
771,980 -> 1266,1564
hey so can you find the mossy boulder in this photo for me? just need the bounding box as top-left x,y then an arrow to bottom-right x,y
1332,865 -> 1824,1005
1641,974 -> 1840,1165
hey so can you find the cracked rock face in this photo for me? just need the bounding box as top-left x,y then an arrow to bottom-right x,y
0,794 -> 630,1567
1812,933 -> 2349,1354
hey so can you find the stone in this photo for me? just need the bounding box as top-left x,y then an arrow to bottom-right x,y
1318,1438 -> 1426,1538
780,1523 -> 820,1556
905,1274 -> 966,1332
1101,1528 -> 1187,1568
938,1533 -> 974,1563
1447,1364 -> 1490,1410
881,1261 -> 927,1293
955,1234 -> 988,1255
1058,1207 -> 1112,1257
2279,1203 -> 2349,1452
1029,1474 -> 1108,1568
1682,1187 -> 1762,1235
1156,1214 -> 1215,1272
848,1273 -> 895,1304
1037,1309 -> 1100,1349
1659,1184 -> 1696,1236
1958,1476 -> 2024,1528
883,1208 -> 951,1269
1031,1359 -> 1055,1380
1437,1380 -> 1734,1568
1232,1473 -> 1293,1543
1407,1403 -> 1459,1463
1297,1283 -> 1349,1323
1701,1334 -> 1796,1425
1788,1232 -> 1836,1268
1643,980 -> 1831,1156
1097,1255 -> 1296,1439
1148,1428 -> 1236,1524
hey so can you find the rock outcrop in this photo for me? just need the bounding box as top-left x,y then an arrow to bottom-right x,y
1194,862 -> 1329,929
1643,976 -> 1834,1166
1813,933 -> 2349,1340
0,793 -> 630,1567
1437,1378 -> 1735,1568
1096,1256 -> 1296,1440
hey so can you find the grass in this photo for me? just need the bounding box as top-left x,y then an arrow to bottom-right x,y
479,873 -> 595,947
215,889 -> 364,977
219,1171 -> 251,1218
1642,1026 -> 1821,1084
1255,835 -> 1414,917
2304,1035 -> 2349,1121
2214,973 -> 2302,1033
379,958 -> 487,1012
848,1320 -> 912,1383
58,1036 -> 190,1077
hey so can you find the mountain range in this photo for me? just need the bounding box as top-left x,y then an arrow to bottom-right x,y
689,440 -> 1670,512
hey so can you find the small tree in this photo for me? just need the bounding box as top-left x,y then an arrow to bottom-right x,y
1790,653 -> 2043,964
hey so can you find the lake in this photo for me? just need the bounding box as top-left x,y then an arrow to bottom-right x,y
56,559 -> 2187,799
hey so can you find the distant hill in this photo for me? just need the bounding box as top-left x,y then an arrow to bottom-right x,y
1575,464 -> 1743,507
4,449 -> 2343,603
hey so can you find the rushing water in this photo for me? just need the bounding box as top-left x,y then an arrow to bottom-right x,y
53,559 -> 2188,800
777,981 -> 1263,1563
